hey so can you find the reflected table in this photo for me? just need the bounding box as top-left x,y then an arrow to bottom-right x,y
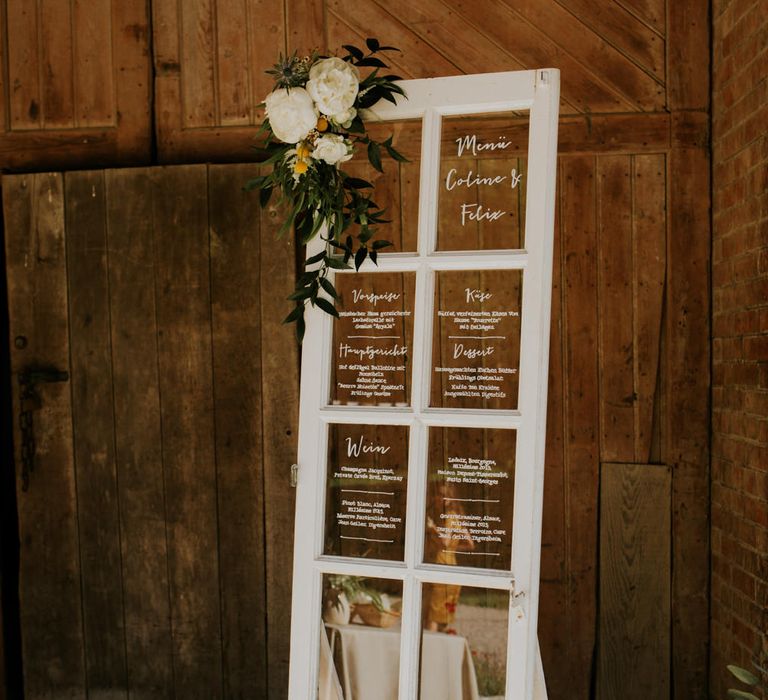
322,623 -> 479,700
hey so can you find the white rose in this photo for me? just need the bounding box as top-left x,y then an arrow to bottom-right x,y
312,134 -> 353,165
265,88 -> 318,144
306,57 -> 360,122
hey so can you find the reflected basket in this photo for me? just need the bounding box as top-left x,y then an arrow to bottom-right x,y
354,604 -> 401,628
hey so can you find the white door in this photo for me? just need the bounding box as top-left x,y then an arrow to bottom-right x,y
289,69 -> 560,700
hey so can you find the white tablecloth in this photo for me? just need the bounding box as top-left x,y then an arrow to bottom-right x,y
321,623 -> 479,700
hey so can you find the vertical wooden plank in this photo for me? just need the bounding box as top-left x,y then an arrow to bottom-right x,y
6,0 -> 41,129
560,155 -> 600,700
538,196 -> 567,699
39,0 -> 75,127
152,165 -> 223,698
631,154 -> 666,463
105,168 -> 174,699
285,0 -> 326,54
208,163 -> 268,698
180,0 -> 216,127
667,0 -> 710,111
597,155 -> 635,463
259,181 -> 299,699
3,173 -> 86,699
65,170 -> 128,698
216,0 -> 250,126
597,463 -> 671,699
665,146 -> 710,700
72,0 -> 115,127
245,0 -> 285,124
111,0 -> 153,160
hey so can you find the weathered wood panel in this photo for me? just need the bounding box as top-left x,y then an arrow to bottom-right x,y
65,171 -> 129,697
208,164 -> 269,698
4,173 -> 87,698
259,170 -> 300,698
0,0 -> 151,170
105,168 -> 175,698
597,462 -> 671,700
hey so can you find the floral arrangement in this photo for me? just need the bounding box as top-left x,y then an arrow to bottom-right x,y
247,39 -> 408,341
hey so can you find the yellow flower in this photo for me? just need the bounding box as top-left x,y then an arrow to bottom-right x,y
316,116 -> 329,132
296,143 -> 311,159
294,160 -> 309,175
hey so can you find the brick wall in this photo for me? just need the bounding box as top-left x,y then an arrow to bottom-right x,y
711,0 -> 768,697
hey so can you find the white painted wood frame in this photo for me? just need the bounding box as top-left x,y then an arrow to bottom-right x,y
288,69 -> 560,700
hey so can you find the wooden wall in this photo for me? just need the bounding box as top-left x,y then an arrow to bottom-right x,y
0,1 -> 710,698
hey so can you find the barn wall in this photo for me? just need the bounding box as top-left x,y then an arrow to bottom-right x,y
710,0 -> 768,697
0,1 -> 712,699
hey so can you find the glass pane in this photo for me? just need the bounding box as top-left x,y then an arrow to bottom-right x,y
420,585 -> 509,698
330,272 -> 415,407
324,424 -> 409,561
436,112 -> 529,252
319,574 -> 403,700
424,427 -> 515,570
431,269 -> 522,410
343,119 -> 421,253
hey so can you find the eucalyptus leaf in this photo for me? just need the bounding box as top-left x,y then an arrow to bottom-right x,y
728,666 -> 760,686
319,277 -> 339,299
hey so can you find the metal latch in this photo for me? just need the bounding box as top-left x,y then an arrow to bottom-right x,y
290,463 -> 299,488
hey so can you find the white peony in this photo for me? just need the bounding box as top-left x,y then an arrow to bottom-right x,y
306,57 -> 360,123
265,88 -> 318,144
332,107 -> 357,129
312,134 -> 353,165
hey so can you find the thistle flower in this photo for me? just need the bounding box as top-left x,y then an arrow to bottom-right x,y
266,52 -> 312,89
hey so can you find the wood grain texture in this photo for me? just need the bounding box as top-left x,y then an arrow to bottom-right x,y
597,462 -> 671,700
105,167 -> 174,699
665,146 -> 711,700
65,170 -> 129,698
151,165 -> 224,698
208,164 -> 269,698
0,0 -> 151,169
259,176 -> 300,699
3,173 -> 87,699
560,155 -> 601,699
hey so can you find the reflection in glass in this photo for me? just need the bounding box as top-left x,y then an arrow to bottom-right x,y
342,119 -> 421,253
436,112 -> 529,252
319,575 -> 403,700
424,427 -> 515,571
419,585 -> 509,699
431,269 -> 523,410
330,272 -> 415,407
324,424 -> 409,561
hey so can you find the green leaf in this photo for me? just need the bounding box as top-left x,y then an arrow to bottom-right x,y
728,666 -> 760,686
295,314 -> 306,343
385,142 -> 409,163
282,304 -> 303,324
319,277 -> 339,299
344,177 -> 373,190
288,285 -> 315,301
366,37 -> 380,52
367,141 -> 383,172
369,250 -> 378,265
727,691 -> 759,699
326,257 -> 351,270
356,57 -> 387,68
372,239 -> 393,250
305,250 -> 327,265
259,186 -> 273,207
342,44 -> 364,60
354,246 -> 368,270
315,297 -> 339,318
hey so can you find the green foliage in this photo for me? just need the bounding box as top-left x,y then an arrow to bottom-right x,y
728,660 -> 767,700
326,575 -> 386,612
250,39 -> 408,342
